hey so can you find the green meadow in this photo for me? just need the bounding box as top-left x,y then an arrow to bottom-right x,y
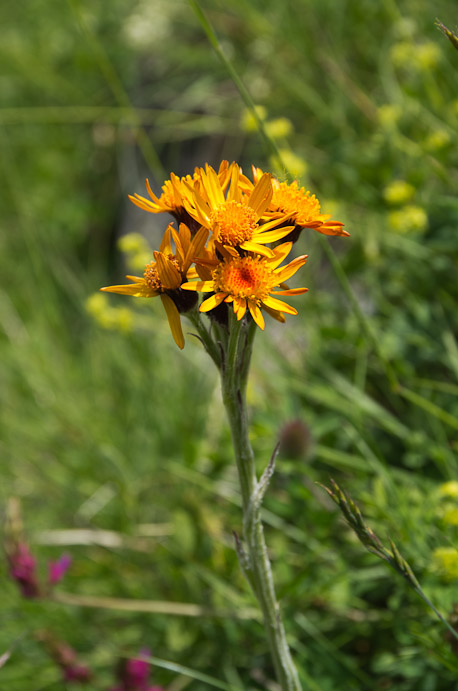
1,0 -> 458,688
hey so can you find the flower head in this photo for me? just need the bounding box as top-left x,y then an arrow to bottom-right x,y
110,649 -> 163,691
8,542 -> 40,598
183,163 -> 294,257
182,242 -> 308,330
49,554 -> 72,585
101,223 -> 208,348
252,167 -> 347,240
129,162 -> 231,233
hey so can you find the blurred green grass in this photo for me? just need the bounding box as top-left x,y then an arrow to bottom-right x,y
1,0 -> 458,688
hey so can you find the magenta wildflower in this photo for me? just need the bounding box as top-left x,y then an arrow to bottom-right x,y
8,543 -> 40,598
48,553 -> 72,585
63,663 -> 92,683
38,632 -> 92,686
110,649 -> 163,691
7,539 -> 71,598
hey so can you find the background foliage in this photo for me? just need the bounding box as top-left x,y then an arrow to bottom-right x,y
1,0 -> 458,688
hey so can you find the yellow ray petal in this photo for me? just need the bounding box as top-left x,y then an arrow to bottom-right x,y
248,301 -> 265,330
272,287 -> 308,296
159,225 -> 173,255
178,222 -> 191,251
226,164 -> 241,202
199,292 -> 227,312
145,178 -> 162,205
100,281 -> 157,298
204,164 -> 225,207
252,226 -> 295,243
154,252 -> 182,290
314,223 -> 349,237
233,297 -> 247,320
239,241 -> 274,258
262,295 -> 298,315
263,305 -> 286,323
181,280 -> 215,292
128,195 -> 157,213
160,294 -> 184,349
265,242 -> 293,269
248,173 -> 273,217
274,255 -> 308,283
183,226 -> 209,273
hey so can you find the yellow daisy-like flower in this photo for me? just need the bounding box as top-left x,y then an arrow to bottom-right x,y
183,163 -> 295,257
182,242 -> 308,330
252,167 -> 348,239
100,223 -> 208,348
128,161 -> 231,234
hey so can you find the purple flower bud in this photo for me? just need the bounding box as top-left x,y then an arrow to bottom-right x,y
64,663 -> 92,683
123,649 -> 151,687
48,553 -> 72,585
112,649 -> 163,691
8,543 -> 40,598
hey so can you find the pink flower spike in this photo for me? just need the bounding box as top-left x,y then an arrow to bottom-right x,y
8,543 -> 40,598
48,554 -> 72,585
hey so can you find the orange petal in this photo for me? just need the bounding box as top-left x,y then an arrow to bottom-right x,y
248,301 -> 265,330
239,241 -> 274,258
262,295 -> 298,315
128,195 -> 158,213
100,280 -> 157,298
203,164 -> 225,207
154,252 -> 182,290
265,242 -> 293,269
159,225 -> 173,255
252,226 -> 295,243
272,287 -> 308,296
160,294 -> 184,349
145,178 -> 162,204
181,280 -> 215,292
200,292 -> 227,312
248,172 -> 273,217
274,255 -> 308,283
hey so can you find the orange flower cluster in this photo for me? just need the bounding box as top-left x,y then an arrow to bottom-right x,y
101,162 -> 346,348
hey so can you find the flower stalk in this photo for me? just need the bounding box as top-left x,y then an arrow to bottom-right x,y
220,311 -> 302,690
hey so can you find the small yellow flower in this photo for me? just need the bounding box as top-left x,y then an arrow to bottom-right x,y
252,167 -> 347,239
101,223 -> 208,348
183,163 -> 295,257
388,206 -> 428,234
439,481 -> 458,499
383,180 -> 415,206
377,104 -> 402,128
182,242 -> 308,330
442,507 -> 458,527
424,129 -> 451,152
432,547 -> 458,581
241,105 -> 267,132
265,118 -> 294,140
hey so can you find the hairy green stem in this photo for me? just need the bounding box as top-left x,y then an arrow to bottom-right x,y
221,314 -> 302,690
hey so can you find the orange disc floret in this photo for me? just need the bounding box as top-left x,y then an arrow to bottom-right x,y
210,202 -> 258,247
182,242 -> 308,330
213,256 -> 274,300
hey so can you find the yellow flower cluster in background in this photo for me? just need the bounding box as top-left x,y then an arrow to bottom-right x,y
101,161 -> 346,348
432,547 -> 458,582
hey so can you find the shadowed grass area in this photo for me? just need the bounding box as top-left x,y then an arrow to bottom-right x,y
1,0 -> 458,688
